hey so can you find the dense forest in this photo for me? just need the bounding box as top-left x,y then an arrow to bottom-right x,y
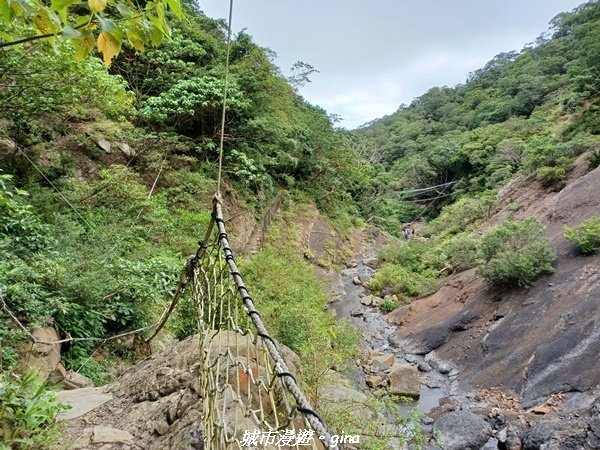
2,0 -> 600,447
356,0 -> 600,233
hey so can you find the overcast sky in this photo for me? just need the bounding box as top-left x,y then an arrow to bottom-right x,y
198,0 -> 586,129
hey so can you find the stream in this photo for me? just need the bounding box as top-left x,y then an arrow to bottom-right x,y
329,253 -> 451,415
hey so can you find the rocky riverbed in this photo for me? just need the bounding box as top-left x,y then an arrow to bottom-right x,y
328,237 -> 600,450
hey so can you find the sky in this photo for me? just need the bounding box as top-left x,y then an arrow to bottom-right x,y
198,0 -> 586,129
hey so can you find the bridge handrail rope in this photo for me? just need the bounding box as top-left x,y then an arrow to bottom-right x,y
210,197 -> 337,449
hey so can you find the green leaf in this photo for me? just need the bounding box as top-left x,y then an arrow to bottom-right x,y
33,11 -> 59,35
116,2 -> 131,18
149,20 -> 163,47
165,0 -> 181,19
61,24 -> 82,39
49,0 -> 79,11
0,0 -> 12,25
125,26 -> 144,51
72,30 -> 95,59
97,15 -> 116,33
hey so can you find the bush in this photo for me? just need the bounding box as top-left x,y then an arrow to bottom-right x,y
564,217 -> 600,255
476,217 -> 556,287
0,371 -> 69,449
369,264 -> 439,298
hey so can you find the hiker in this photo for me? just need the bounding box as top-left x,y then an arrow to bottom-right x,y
404,228 -> 411,240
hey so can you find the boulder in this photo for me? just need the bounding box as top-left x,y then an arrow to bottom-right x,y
63,370 -> 95,389
0,138 -> 16,152
91,426 -> 134,445
118,142 -> 136,157
388,363 -> 420,398
424,351 -> 454,374
522,422 -> 556,450
97,139 -> 111,153
26,327 -> 62,380
433,411 -> 492,450
372,353 -> 395,368
362,257 -> 380,268
366,375 -> 383,388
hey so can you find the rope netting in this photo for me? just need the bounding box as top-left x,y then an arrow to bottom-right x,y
191,196 -> 336,450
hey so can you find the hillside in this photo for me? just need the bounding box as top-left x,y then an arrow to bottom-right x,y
2,0 -> 600,449
388,154 -> 600,403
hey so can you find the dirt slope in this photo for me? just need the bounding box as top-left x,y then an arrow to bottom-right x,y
389,155 -> 600,409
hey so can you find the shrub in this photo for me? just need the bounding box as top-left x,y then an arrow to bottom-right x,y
369,265 -> 439,298
588,149 -> 600,171
379,298 -> 402,313
476,217 -> 556,287
422,192 -> 498,239
0,371 -> 69,449
564,217 -> 600,255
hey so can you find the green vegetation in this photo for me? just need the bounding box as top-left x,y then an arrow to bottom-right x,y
240,244 -> 360,404
322,393 -> 428,450
564,217 -> 600,255
356,1 -> 600,236
0,0 -> 182,64
2,0 -> 600,445
477,217 -> 557,287
0,371 -> 69,449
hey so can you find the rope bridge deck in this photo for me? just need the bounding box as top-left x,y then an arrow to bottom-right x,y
190,196 -> 337,449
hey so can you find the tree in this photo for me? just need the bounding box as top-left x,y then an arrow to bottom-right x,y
287,61 -> 319,92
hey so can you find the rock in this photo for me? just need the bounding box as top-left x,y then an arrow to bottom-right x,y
0,138 -> 16,152
358,273 -> 372,283
346,260 -> 358,268
530,406 -> 552,415
350,309 -> 363,317
422,416 -> 434,425
362,257 -> 380,268
366,375 -> 383,388
588,417 -> 600,449
91,426 -> 134,445
373,353 -> 395,368
360,295 -> 373,306
482,437 -> 500,449
24,327 -> 62,380
417,360 -> 432,372
424,351 -> 454,374
97,139 -> 112,153
352,276 -> 363,286
522,422 -> 556,450
154,421 -> 170,436
433,411 -> 492,450
388,364 -> 420,399
58,387 -> 113,420
63,370 -> 95,389
372,296 -> 384,307
118,142 -> 136,158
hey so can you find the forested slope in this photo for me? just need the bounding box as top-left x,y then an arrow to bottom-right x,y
0,1 -> 366,391
355,0 -> 600,234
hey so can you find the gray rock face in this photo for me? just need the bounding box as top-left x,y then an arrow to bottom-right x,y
433,411 -> 492,450
522,422 -> 556,450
